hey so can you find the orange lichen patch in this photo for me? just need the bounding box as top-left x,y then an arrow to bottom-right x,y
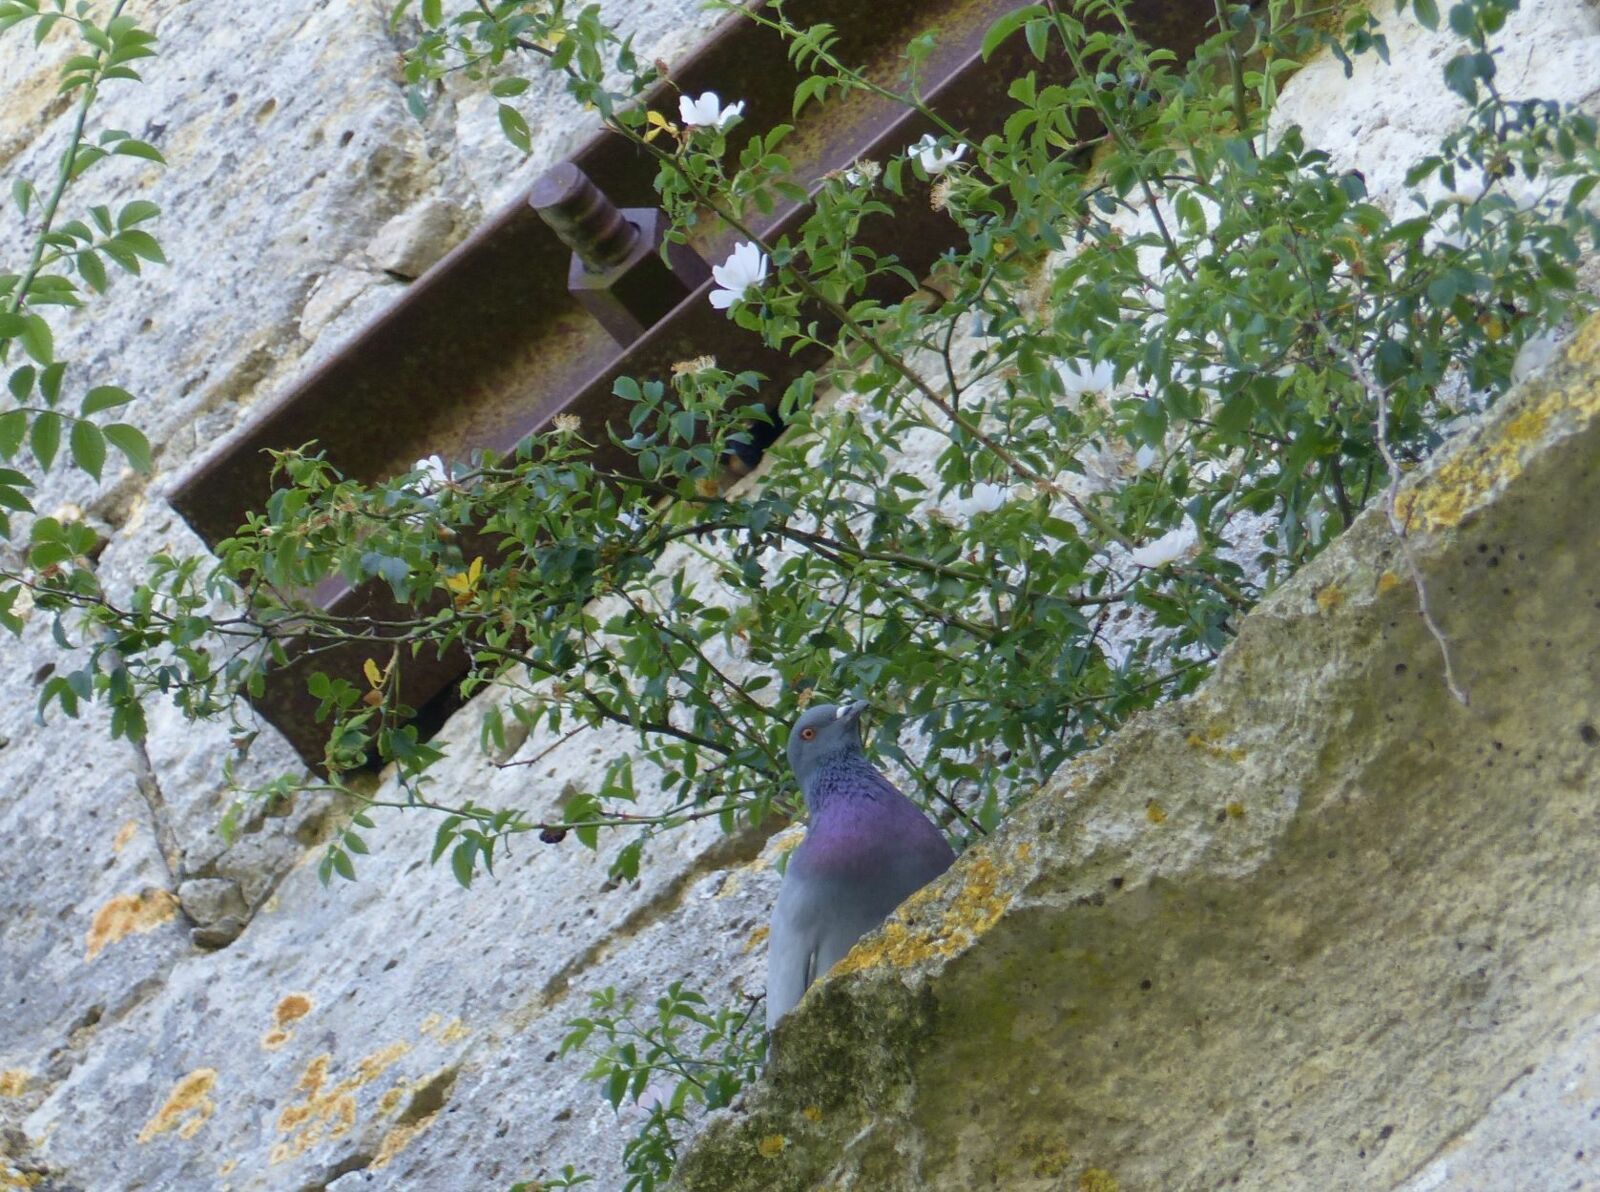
756,1134 -> 788,1158
1079,1170 -> 1120,1192
832,853 -> 1012,977
1376,570 -> 1403,594
260,1030 -> 291,1051
743,925 -> 770,955
136,1069 -> 217,1143
112,820 -> 139,852
85,888 -> 179,961
418,1014 -> 468,1044
377,1086 -> 407,1116
0,1069 -> 28,1097
275,993 -> 313,1028
1145,800 -> 1168,825
1315,584 -> 1344,612
272,1043 -> 411,1162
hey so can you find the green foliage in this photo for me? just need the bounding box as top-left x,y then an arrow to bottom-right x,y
558,983 -> 765,1190
0,0 -> 163,540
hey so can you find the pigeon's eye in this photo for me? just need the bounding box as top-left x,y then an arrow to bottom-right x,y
800,727 -> 816,741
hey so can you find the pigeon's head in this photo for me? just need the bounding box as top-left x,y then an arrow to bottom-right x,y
786,700 -> 869,789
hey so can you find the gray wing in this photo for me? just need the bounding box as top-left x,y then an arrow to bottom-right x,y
765,873 -> 821,1031
767,863 -> 908,1031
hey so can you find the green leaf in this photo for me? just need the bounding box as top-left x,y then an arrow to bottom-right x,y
29,411 -> 60,469
81,384 -> 133,414
38,361 -> 64,405
18,315 -> 52,364
11,177 -> 33,217
116,198 -> 159,227
497,103 -> 531,152
1411,0 -> 1439,30
981,4 -> 1046,60
77,248 -> 106,292
115,229 -> 165,263
102,423 -> 151,472
111,138 -> 165,163
450,838 -> 477,887
8,366 -> 34,401
0,411 -> 25,458
70,419 -> 105,479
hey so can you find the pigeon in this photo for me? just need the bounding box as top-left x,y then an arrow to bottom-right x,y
765,700 -> 956,1031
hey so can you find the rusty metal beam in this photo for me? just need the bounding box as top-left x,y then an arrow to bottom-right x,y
169,0 -> 1214,766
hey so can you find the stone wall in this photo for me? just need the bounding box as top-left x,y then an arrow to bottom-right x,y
0,2 -> 1596,1191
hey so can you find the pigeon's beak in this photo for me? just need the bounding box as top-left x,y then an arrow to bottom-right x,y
837,700 -> 870,724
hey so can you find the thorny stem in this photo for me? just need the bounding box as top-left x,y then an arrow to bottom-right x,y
6,0 -> 131,324
1317,325 -> 1471,707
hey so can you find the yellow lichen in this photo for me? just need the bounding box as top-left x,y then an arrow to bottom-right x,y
743,925 -> 770,955
377,1086 -> 407,1115
756,1134 -> 788,1158
1315,584 -> 1344,612
0,1164 -> 43,1189
1225,800 -> 1246,819
1397,322 -> 1600,533
1145,800 -> 1167,825
832,854 -> 1012,977
1079,1169 -> 1120,1192
137,1069 -> 217,1143
112,820 -> 138,853
272,1043 -> 411,1162
217,1159 -> 237,1177
801,1105 -> 823,1123
1376,570 -> 1403,594
261,1030 -> 290,1051
85,888 -> 179,961
0,1070 -> 28,1097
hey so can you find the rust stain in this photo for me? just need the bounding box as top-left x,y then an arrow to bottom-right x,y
86,888 -> 179,961
137,1069 -> 217,1143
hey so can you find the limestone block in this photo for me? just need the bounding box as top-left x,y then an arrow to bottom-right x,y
365,198 -> 463,279
672,322 -> 1600,1189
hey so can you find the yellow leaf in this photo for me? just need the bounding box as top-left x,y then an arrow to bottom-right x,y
467,556 -> 483,586
362,658 -> 383,689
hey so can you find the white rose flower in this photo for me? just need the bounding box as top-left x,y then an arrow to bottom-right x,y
678,91 -> 745,130
911,133 -> 967,174
709,241 -> 768,311
1128,524 -> 1198,569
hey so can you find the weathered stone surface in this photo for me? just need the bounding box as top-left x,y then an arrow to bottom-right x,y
673,322 -> 1600,1189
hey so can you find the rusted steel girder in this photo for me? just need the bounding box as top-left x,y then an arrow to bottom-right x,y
169,0 -> 1214,767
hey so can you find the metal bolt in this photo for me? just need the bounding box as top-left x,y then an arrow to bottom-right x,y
529,162 -> 640,274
